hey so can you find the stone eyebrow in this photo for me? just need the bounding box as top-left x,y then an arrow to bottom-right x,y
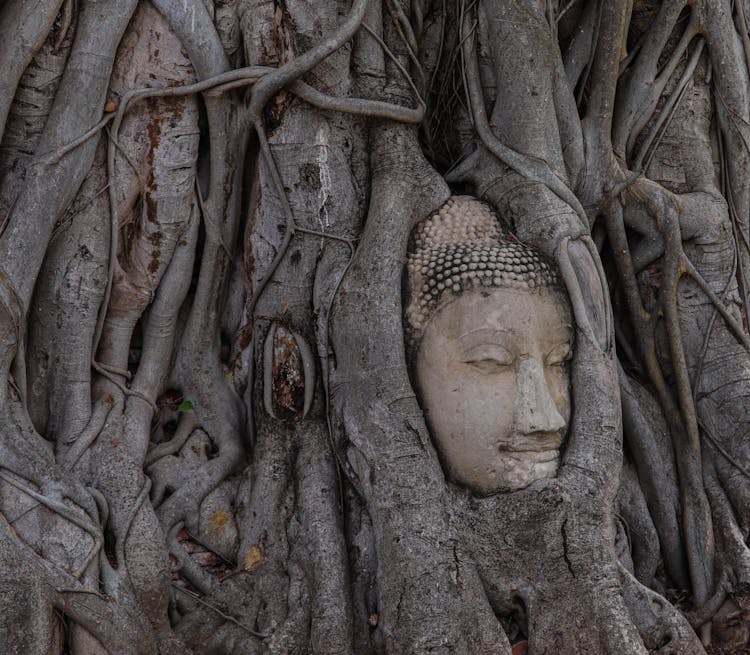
453,328 -> 518,348
455,327 -> 516,340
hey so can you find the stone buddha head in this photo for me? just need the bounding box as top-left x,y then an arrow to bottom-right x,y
405,196 -> 573,495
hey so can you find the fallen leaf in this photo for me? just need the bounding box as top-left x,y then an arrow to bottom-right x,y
209,510 -> 231,532
243,545 -> 263,572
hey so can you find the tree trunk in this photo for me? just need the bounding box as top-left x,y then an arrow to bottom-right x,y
0,0 -> 749,653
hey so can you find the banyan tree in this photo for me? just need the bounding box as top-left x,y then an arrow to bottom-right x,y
1,0 -> 749,653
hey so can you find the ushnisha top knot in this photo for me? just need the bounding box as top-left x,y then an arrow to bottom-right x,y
404,196 -> 562,348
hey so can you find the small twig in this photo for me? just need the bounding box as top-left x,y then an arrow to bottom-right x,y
52,0 -> 76,53
724,152 -> 750,327
171,584 -> 271,638
105,125 -> 147,190
87,486 -> 109,529
713,81 -> 750,156
361,23 -> 426,109
294,226 -> 358,248
385,0 -> 420,57
56,587 -> 109,601
195,178 -> 235,262
242,123 -> 296,446
51,182 -> 111,243
682,256 -> 750,354
91,115 -> 123,361
634,39 -> 704,173
36,114 -> 115,165
691,244 -> 737,401
735,0 -> 750,83
613,511 -> 633,551
425,0 -> 446,107
321,241 -> 358,510
727,177 -> 750,256
557,0 -> 580,23
383,0 -> 425,90
698,417 -> 750,482
619,29 -> 647,77
575,0 -> 601,109
182,528 -> 236,567
246,123 -> 297,326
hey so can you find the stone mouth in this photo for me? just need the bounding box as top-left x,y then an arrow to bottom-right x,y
498,437 -> 563,454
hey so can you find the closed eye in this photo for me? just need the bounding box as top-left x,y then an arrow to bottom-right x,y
465,358 -> 512,374
546,343 -> 572,366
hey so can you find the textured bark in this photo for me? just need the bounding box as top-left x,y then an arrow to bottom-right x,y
0,0 -> 749,653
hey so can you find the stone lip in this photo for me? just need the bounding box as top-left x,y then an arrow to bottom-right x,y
497,440 -> 563,454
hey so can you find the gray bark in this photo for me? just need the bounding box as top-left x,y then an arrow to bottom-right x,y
0,0 -> 748,653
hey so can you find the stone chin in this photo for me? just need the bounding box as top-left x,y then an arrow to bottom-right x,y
450,448 -> 562,495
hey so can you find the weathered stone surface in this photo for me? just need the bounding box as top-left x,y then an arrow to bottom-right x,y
407,196 -> 572,493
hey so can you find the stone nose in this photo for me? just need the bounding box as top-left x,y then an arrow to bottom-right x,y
514,358 -> 566,435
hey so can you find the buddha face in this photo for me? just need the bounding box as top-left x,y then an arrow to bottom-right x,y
415,286 -> 573,494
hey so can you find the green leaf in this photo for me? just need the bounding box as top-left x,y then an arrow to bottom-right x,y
177,400 -> 193,412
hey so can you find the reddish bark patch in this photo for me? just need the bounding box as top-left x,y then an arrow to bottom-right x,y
147,231 -> 163,274
299,162 -> 319,191
148,251 -> 161,274
270,325 -> 306,420
145,109 -> 161,225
